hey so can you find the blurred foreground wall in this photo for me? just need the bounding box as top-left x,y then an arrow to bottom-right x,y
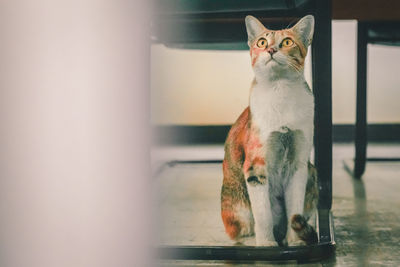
0,1 -> 150,266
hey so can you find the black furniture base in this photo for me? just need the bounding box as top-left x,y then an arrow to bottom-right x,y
158,238 -> 335,262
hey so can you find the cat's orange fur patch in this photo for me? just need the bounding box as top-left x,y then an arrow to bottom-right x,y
243,156 -> 265,173
221,210 -> 241,240
252,157 -> 265,166
226,107 -> 249,162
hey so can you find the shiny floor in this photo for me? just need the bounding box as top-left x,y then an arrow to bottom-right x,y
153,143 -> 400,266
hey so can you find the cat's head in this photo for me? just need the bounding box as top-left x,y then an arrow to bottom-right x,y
245,15 -> 314,80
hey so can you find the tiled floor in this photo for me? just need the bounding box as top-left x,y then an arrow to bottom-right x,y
153,143 -> 400,266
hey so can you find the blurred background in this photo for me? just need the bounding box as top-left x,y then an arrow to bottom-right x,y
151,21 -> 400,126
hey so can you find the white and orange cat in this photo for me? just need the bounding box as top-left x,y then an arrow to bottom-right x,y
221,15 -> 318,246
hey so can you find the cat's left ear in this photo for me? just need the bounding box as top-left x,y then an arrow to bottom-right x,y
245,16 -> 267,47
291,15 -> 314,47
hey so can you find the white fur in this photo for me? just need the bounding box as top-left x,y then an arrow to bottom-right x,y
246,180 -> 277,246
247,75 -> 314,246
235,205 -> 254,237
250,77 -> 314,146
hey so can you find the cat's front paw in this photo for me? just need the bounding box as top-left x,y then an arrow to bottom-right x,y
256,240 -> 278,247
246,175 -> 266,186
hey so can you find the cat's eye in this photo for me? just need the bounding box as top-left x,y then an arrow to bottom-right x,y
257,38 -> 267,48
281,38 -> 294,47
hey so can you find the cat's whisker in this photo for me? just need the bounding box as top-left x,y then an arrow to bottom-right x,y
286,61 -> 302,75
289,59 -> 303,72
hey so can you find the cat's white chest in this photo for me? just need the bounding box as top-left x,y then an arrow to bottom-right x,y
250,80 -> 314,143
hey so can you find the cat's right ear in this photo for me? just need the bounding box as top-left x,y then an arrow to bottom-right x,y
245,16 -> 267,47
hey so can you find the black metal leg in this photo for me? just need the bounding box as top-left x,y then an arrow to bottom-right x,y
354,22 -> 368,179
312,0 -> 332,243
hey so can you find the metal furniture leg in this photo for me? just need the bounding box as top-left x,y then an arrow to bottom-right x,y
354,22 -> 368,179
312,0 -> 332,243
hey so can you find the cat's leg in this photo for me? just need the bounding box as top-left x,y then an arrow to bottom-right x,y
244,159 -> 277,246
285,162 -> 308,246
246,179 -> 276,246
290,162 -> 319,245
221,159 -> 255,242
221,202 -> 254,242
283,129 -> 316,246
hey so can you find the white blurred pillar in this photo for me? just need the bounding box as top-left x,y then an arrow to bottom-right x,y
0,1 -> 150,266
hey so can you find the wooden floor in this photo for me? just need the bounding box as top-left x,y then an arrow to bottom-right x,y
153,143 -> 400,266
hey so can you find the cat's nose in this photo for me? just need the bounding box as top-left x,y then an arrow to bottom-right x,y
267,47 -> 277,55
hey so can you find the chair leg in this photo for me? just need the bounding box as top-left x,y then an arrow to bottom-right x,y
312,0 -> 332,243
354,22 -> 368,179
312,0 -> 332,210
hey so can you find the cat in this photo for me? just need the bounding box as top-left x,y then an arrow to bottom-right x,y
220,15 -> 318,247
